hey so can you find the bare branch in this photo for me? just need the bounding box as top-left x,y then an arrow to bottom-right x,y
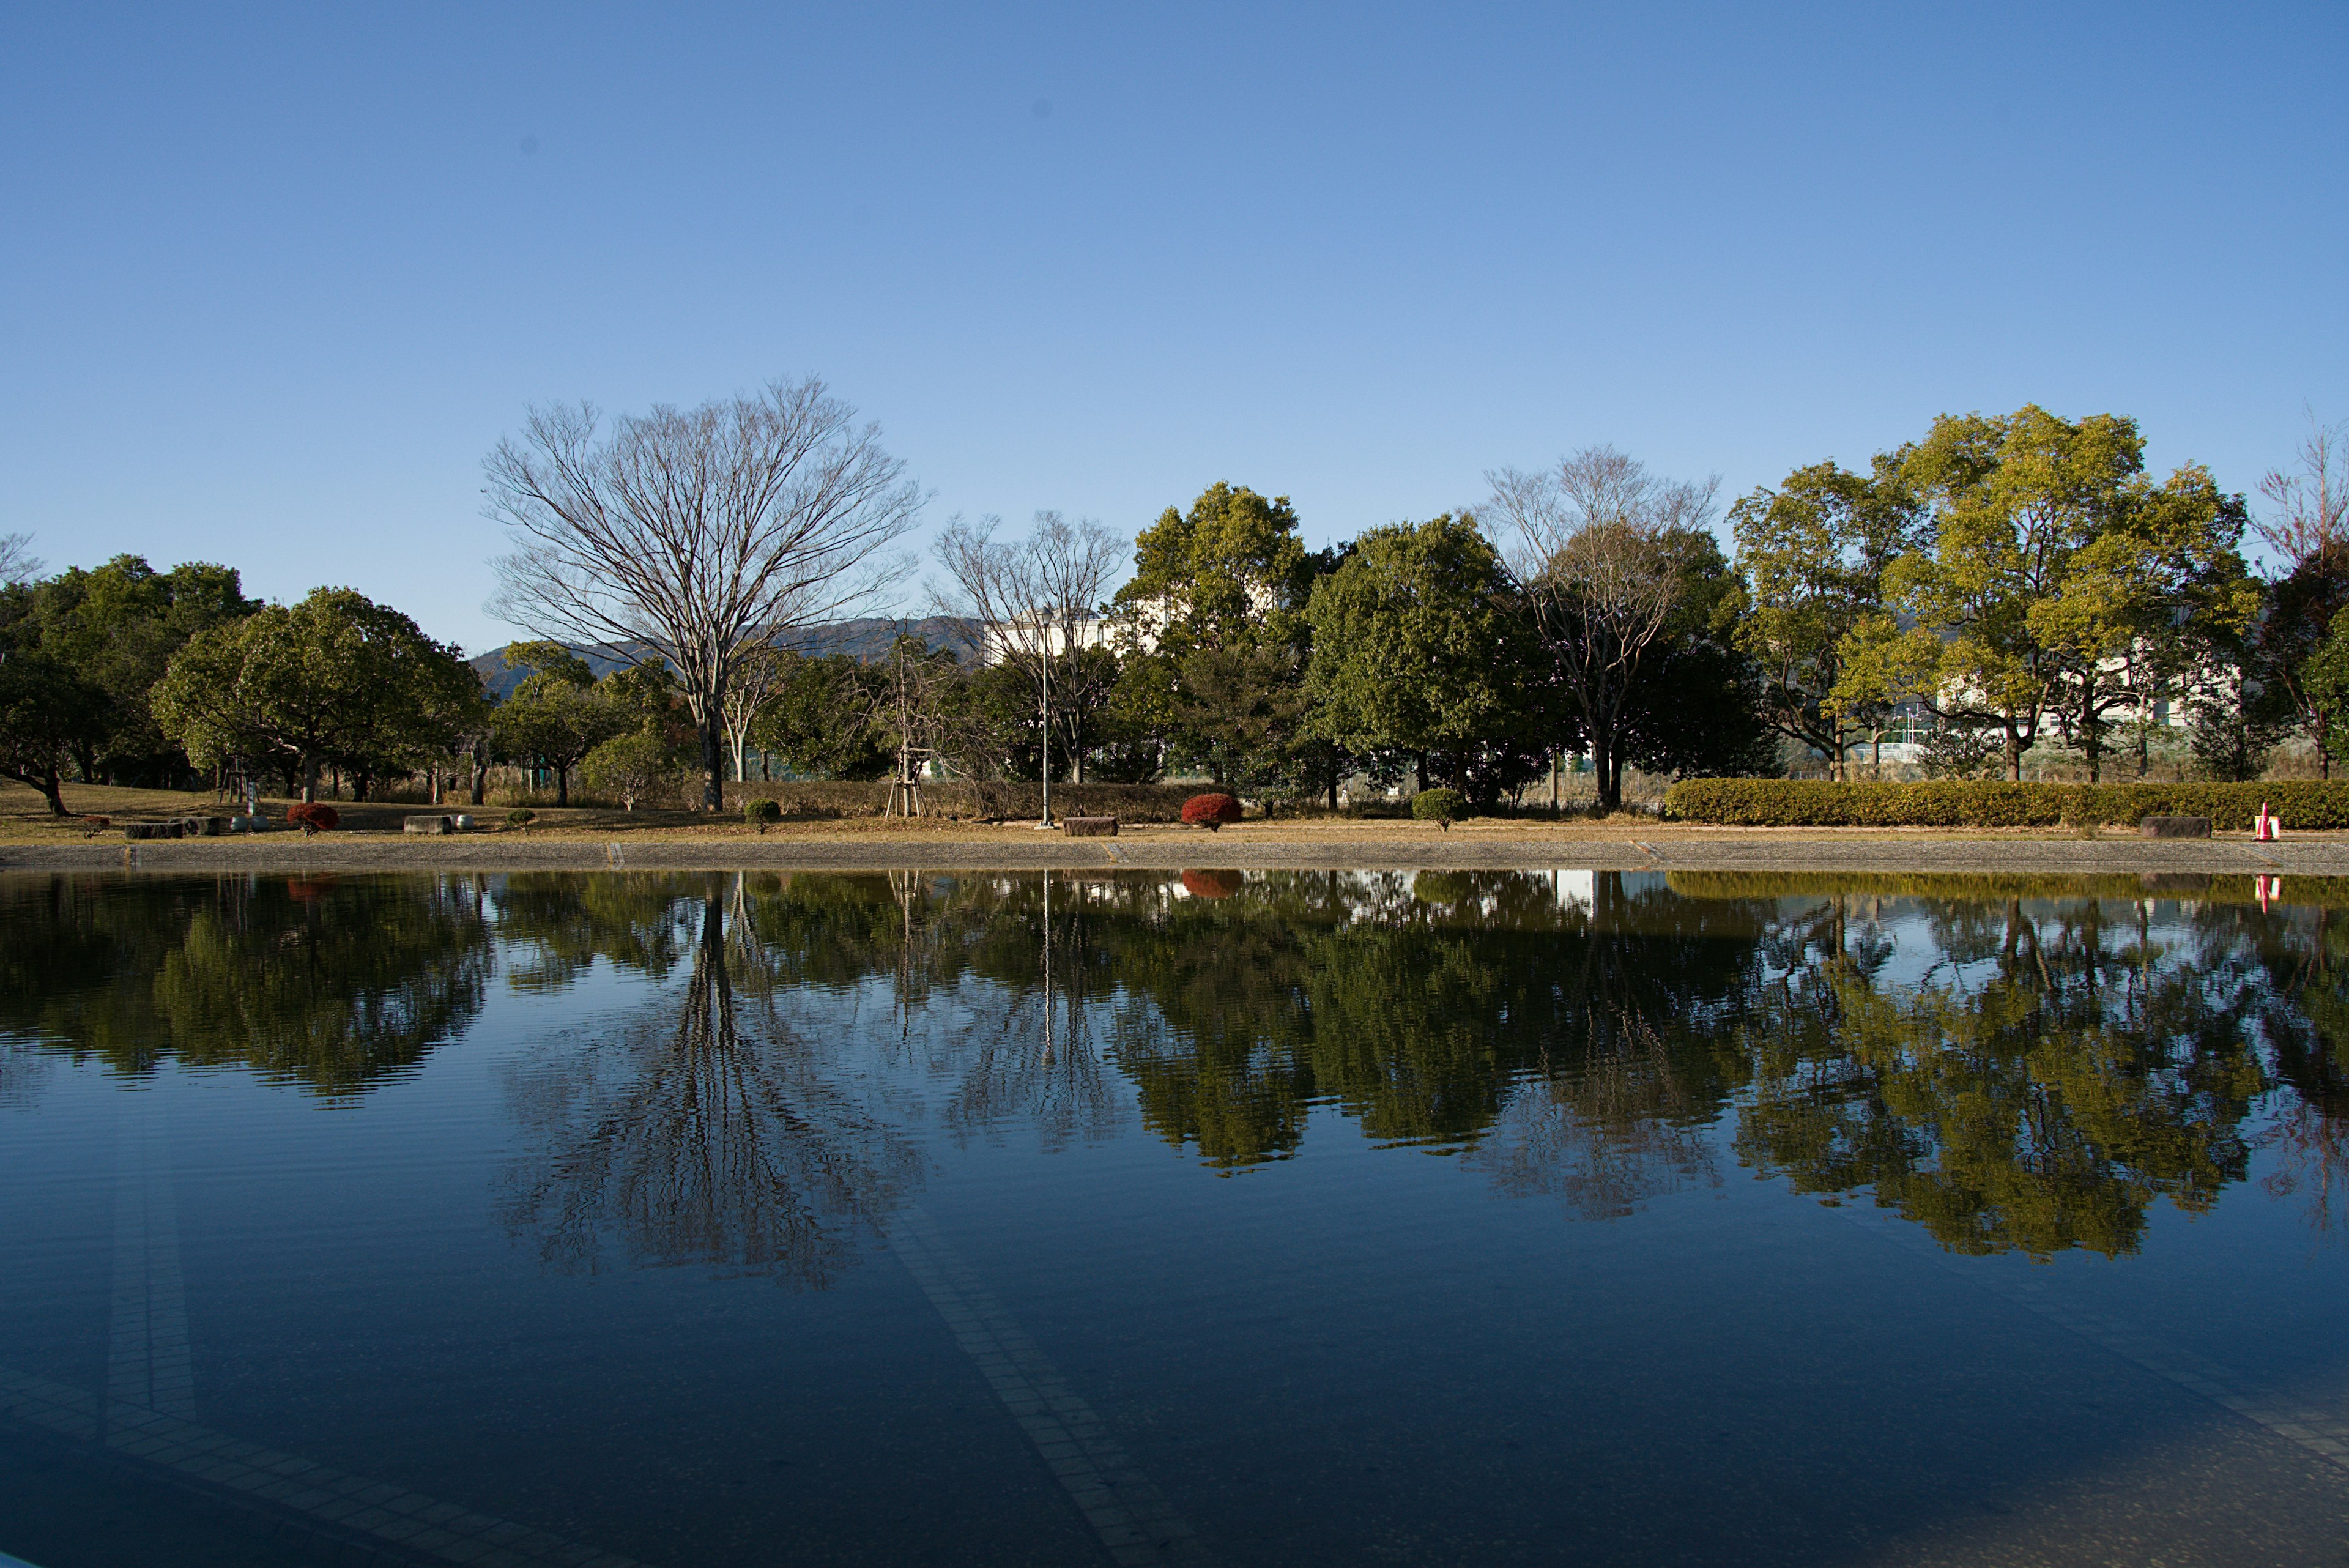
1482,445 -> 1720,808
483,376 -> 922,808
2256,409 -> 2349,576
0,532 -> 42,585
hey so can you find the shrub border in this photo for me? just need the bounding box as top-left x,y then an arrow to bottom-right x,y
1661,778 -> 2349,831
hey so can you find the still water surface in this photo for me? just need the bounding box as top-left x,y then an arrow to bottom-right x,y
2,869 -> 2347,1566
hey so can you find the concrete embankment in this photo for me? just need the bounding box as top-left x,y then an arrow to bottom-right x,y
4,825 -> 2345,878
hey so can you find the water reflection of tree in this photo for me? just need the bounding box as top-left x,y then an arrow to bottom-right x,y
472,867 -> 2349,1260
499,877 -> 922,1289
1731,892 -> 2265,1258
1099,871 -> 1765,1189
0,874 -> 490,1096
1464,1013 -> 1720,1218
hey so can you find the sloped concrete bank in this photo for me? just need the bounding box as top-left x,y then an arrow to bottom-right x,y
4,830 -> 2347,878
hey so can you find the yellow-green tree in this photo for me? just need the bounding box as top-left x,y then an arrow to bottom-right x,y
1729,458 -> 1923,777
1836,406 -> 2252,781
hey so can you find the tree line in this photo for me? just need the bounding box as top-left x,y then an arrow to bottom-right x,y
3,388 -> 2343,815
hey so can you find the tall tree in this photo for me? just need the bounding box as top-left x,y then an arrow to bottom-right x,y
1482,446 -> 1723,811
492,642 -> 630,807
153,588 -> 478,801
1836,406 -> 2163,781
1729,459 -> 1924,778
1616,530 -> 1779,783
26,556 -> 258,784
746,651 -> 892,780
484,376 -> 922,810
0,647 -> 104,814
2033,464 -> 2258,781
2253,415 -> 2349,775
1111,483 -> 1316,782
932,510 -> 1127,797
1304,515 -> 1529,795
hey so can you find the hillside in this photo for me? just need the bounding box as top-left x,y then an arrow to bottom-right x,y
468,616 -> 976,699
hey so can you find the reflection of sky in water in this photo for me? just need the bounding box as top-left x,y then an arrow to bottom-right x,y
3,871 -> 2348,1568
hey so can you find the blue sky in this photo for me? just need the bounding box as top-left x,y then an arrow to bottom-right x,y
3,2 -> 2343,652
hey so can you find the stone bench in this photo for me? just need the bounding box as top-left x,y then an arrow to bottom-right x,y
2139,816 -> 2211,839
1061,816 -> 1119,838
403,814 -> 456,834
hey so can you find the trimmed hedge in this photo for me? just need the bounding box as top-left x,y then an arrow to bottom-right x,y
1661,778 -> 2349,831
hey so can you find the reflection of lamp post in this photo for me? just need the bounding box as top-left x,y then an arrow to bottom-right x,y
1037,611 -> 1055,830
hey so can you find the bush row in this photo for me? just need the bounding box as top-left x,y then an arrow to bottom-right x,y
1660,778 -> 2349,830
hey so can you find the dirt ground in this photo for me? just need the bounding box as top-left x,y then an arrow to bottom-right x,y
4,779 -> 2343,877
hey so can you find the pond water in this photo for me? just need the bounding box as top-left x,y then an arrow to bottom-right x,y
2,868 -> 2347,1567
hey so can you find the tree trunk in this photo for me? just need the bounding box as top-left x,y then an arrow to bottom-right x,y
302,754 -> 319,804
700,708 -> 725,811
470,741 -> 487,806
556,764 -> 571,808
2321,712 -> 2332,780
2004,724 -> 2023,782
1595,746 -> 1623,813
9,763 -> 69,816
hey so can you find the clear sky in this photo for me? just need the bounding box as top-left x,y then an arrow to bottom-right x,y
4,2 -> 2343,652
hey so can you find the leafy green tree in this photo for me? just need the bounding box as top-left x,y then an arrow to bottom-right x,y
1729,459 -> 1924,777
1304,516 -> 1531,797
20,556 -> 258,784
153,587 -> 479,801
746,650 -> 891,779
1836,406 -> 2246,782
580,726 -> 679,811
1111,483 -> 1317,781
491,642 -> 630,806
1612,529 -> 1777,784
2257,546 -> 2349,777
0,646 -> 105,814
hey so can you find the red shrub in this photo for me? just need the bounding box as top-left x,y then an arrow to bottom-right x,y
1181,793 -> 1244,830
286,801 -> 340,832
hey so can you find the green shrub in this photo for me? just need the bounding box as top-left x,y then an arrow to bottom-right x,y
744,797 -> 782,831
1411,787 -> 1468,826
505,808 -> 536,830
1661,778 -> 2349,831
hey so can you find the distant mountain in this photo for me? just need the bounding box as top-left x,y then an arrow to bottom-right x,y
469,616 -> 977,700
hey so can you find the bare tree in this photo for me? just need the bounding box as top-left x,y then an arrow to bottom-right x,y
1483,446 -> 1721,811
0,532 -> 41,585
2256,411 -> 2349,574
931,511 -> 1126,817
484,377 -> 922,809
